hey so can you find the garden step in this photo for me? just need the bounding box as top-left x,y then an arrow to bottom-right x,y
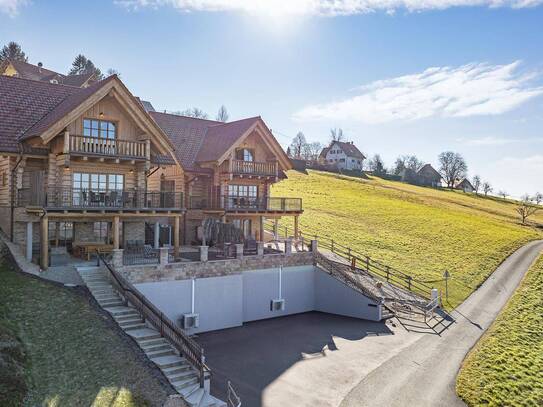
117,316 -> 144,325
146,347 -> 176,358
121,322 -> 147,331
128,328 -> 161,341
178,384 -> 200,399
174,376 -> 200,391
114,314 -> 142,323
104,306 -> 137,316
166,369 -> 196,382
199,393 -> 225,407
94,294 -> 121,301
161,363 -> 193,376
138,337 -> 169,348
89,288 -> 117,295
98,299 -> 125,307
151,355 -> 186,369
140,341 -> 172,353
184,388 -> 205,406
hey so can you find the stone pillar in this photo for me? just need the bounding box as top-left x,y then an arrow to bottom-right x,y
257,241 -> 264,256
40,216 -> 48,270
112,249 -> 124,269
112,216 -> 120,250
154,222 -> 160,249
159,247 -> 169,265
235,243 -> 244,259
26,222 -> 33,262
285,238 -> 292,255
199,246 -> 208,262
311,239 -> 318,252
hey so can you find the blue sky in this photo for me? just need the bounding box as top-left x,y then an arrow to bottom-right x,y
1,0 -> 542,197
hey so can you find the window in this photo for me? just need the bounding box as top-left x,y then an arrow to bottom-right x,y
93,221 -> 109,243
73,173 -> 124,191
340,158 -> 345,162
235,148 -> 254,162
228,185 -> 257,197
83,119 -> 116,140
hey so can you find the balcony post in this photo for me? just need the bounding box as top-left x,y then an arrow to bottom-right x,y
273,219 -> 279,240
26,222 -> 33,262
112,216 -> 120,250
40,216 -> 48,270
173,215 -> 180,257
63,130 -> 70,154
294,215 -> 299,239
235,243 -> 244,260
154,222 -> 160,249
259,216 -> 265,242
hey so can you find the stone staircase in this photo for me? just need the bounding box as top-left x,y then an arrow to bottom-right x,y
77,266 -> 225,407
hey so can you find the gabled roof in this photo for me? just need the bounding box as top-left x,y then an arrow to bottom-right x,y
320,141 -> 365,160
150,112 -> 290,172
455,178 -> 474,190
0,74 -> 175,159
417,163 -> 442,179
1,60 -> 95,87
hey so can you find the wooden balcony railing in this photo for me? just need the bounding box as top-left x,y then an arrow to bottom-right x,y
230,160 -> 277,176
17,188 -> 183,210
68,135 -> 148,159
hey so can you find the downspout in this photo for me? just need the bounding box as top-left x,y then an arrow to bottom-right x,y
10,146 -> 24,241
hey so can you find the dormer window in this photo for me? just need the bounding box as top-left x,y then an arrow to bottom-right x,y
83,118 -> 116,140
236,148 -> 254,162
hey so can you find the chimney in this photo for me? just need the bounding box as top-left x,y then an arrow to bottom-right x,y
37,62 -> 43,73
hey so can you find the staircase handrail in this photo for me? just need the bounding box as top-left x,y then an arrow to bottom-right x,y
96,251 -> 209,387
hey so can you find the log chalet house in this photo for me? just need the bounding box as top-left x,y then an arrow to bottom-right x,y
0,66 -> 301,269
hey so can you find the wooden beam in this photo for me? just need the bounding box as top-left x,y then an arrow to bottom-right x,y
40,216 -> 49,270
173,215 -> 180,257
113,216 -> 119,250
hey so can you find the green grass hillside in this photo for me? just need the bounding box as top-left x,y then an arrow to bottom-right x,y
456,254 -> 543,406
272,170 -> 542,308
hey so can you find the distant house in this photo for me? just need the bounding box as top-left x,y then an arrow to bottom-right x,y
0,59 -> 96,87
319,141 -> 365,171
455,178 -> 475,193
416,164 -> 442,187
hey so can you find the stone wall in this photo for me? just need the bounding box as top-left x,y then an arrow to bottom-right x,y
74,222 -> 96,243
121,251 -> 315,284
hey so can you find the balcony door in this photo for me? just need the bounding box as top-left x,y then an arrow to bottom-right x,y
228,184 -> 258,209
160,180 -> 175,208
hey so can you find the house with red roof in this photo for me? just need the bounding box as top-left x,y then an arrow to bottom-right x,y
1,59 -> 96,87
0,73 -> 300,269
319,141 -> 365,171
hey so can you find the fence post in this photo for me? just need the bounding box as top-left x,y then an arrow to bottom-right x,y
235,243 -> 244,260
199,246 -> 209,262
407,276 -> 412,290
366,256 -> 370,272
285,238 -> 292,255
386,266 -> 390,282
310,239 -> 318,252
112,249 -> 124,269
331,239 -> 334,253
159,247 -> 169,265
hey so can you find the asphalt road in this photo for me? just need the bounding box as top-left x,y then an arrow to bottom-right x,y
340,240 -> 543,407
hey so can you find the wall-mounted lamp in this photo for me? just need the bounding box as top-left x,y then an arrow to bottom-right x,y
99,112 -> 104,119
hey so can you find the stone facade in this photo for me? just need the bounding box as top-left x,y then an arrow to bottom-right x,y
74,222 -> 96,243
121,251 -> 315,284
123,221 -> 145,245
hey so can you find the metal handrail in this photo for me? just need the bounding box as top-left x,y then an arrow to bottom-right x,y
96,251 -> 209,387
265,221 -> 433,299
227,381 -> 242,407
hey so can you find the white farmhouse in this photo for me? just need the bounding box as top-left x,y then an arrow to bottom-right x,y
319,141 -> 365,171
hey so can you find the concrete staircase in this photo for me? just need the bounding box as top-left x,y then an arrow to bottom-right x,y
77,266 -> 225,407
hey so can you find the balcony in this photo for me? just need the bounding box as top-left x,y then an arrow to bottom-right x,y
229,160 -> 278,177
17,188 -> 183,211
224,196 -> 302,213
67,135 -> 148,160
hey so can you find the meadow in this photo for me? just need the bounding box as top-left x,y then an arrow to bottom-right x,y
456,254 -> 543,406
272,170 -> 542,308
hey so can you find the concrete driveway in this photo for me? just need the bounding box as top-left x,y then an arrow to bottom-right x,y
340,240 -> 543,407
197,312 -> 423,407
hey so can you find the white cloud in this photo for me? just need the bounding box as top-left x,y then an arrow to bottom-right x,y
115,0 -> 543,15
0,0 -> 28,16
457,136 -> 543,146
293,61 -> 543,124
495,155 -> 543,197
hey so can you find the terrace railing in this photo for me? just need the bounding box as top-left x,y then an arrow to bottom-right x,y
17,188 -> 183,210
265,221 -> 433,300
223,196 -> 302,212
69,135 -> 147,159
230,159 -> 277,177
96,252 -> 209,387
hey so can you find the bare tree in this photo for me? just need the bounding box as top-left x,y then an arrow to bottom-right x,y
534,192 -> 543,206
498,190 -> 508,200
307,142 -> 323,161
438,151 -> 467,188
369,154 -> 386,175
330,128 -> 345,142
516,194 -> 539,225
482,182 -> 493,196
290,132 -> 307,159
216,105 -> 229,122
393,155 -> 424,175
176,107 -> 209,119
472,175 -> 482,195
0,41 -> 27,63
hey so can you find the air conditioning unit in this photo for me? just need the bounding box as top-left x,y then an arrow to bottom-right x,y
270,299 -> 285,312
180,313 -> 199,329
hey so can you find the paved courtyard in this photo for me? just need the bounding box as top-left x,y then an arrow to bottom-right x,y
197,311 -> 422,407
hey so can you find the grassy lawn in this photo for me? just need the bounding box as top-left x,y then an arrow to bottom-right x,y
456,254 -> 543,406
272,170 -> 542,308
0,255 -> 172,407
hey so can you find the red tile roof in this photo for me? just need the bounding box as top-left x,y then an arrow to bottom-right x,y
319,141 -> 365,160
0,75 -> 79,153
2,60 -> 95,87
